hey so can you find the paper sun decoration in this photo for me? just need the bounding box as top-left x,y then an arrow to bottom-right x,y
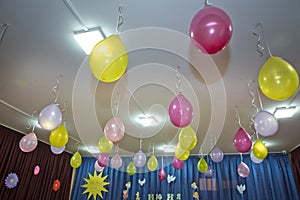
81,170 -> 110,199
5,173 -> 19,189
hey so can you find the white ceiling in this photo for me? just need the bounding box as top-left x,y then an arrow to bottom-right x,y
0,0 -> 299,156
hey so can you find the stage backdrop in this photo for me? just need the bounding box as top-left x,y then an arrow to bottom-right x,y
71,153 -> 299,200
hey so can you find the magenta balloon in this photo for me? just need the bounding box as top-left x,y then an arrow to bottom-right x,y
238,162 -> 250,178
210,146 -> 224,163
111,154 -> 123,169
158,168 -> 167,181
50,145 -> 65,154
254,110 -> 279,137
172,157 -> 184,170
133,150 -> 147,167
190,6 -> 233,54
98,153 -> 109,167
94,160 -> 104,172
38,103 -> 62,131
233,127 -> 252,153
104,117 -> 125,142
19,132 -> 38,153
168,94 -> 193,128
250,151 -> 264,164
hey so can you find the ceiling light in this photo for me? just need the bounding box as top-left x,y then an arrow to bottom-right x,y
160,145 -> 176,153
85,146 -> 100,154
73,27 -> 104,55
273,106 -> 297,119
136,115 -> 158,127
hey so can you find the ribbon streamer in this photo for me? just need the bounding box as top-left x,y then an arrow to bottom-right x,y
52,75 -> 63,103
0,24 -> 9,47
234,106 -> 242,127
252,22 -> 272,57
175,66 -> 182,94
116,5 -> 124,34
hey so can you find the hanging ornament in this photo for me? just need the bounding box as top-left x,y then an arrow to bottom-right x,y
190,4 -> 233,54
49,124 -> 69,148
254,110 -> 278,137
111,154 -> 123,169
104,116 -> 125,142
197,157 -> 208,173
34,165 -> 40,175
127,162 -> 136,176
70,151 -> 82,168
253,140 -> 268,159
172,157 -> 184,170
147,155 -> 158,171
209,146 -> 224,163
133,150 -> 147,167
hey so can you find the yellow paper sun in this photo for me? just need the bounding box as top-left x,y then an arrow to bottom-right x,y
81,170 -> 110,199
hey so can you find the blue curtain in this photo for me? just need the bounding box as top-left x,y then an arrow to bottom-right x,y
71,153 -> 299,200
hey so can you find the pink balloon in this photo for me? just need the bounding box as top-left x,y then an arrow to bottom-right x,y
238,162 -> 250,178
38,103 -> 62,131
133,150 -> 147,167
233,127 -> 252,153
98,153 -> 109,167
111,154 -> 123,169
168,94 -> 193,128
19,132 -> 38,153
158,168 -> 166,181
172,157 -> 184,170
50,145 -> 65,154
34,165 -> 40,175
94,160 -> 104,172
190,6 -> 233,54
210,146 -> 224,163
254,110 -> 278,137
104,117 -> 125,142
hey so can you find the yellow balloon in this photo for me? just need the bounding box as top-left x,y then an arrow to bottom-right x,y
49,124 -> 69,148
98,136 -> 113,153
197,157 -> 208,173
127,162 -> 136,176
253,140 -> 268,159
90,34 -> 128,82
179,125 -> 197,150
70,151 -> 82,168
258,56 -> 299,100
175,144 -> 190,161
147,155 -> 158,171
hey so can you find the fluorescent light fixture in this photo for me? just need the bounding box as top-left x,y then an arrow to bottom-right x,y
136,115 -> 158,127
73,27 -> 104,55
160,145 -> 176,153
85,146 -> 101,154
273,106 -> 297,119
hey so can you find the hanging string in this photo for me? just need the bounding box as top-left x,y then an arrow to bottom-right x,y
256,87 -> 264,110
52,75 -> 63,104
175,66 -> 182,94
240,153 -> 243,162
247,80 -> 259,135
112,92 -> 120,116
115,144 -> 120,153
115,5 -> 124,34
0,24 -> 9,47
204,0 -> 209,6
234,106 -> 242,127
252,22 -> 272,58
139,132 -> 143,150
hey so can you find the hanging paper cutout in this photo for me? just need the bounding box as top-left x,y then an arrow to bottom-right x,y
34,165 -> 40,175
135,192 -> 140,200
123,182 -> 131,200
167,175 -> 176,183
191,182 -> 199,200
81,170 -> 110,199
138,178 -> 146,186
237,184 -> 246,195
5,173 -> 19,189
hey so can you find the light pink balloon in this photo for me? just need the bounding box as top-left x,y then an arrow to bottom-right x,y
168,94 -> 193,128
104,117 -> 125,142
98,153 -> 109,167
94,160 -> 104,172
233,127 -> 252,153
238,161 -> 250,178
19,132 -> 38,153
34,165 -> 40,175
190,5 -> 233,54
158,168 -> 166,181
172,157 -> 184,170
111,154 -> 123,169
